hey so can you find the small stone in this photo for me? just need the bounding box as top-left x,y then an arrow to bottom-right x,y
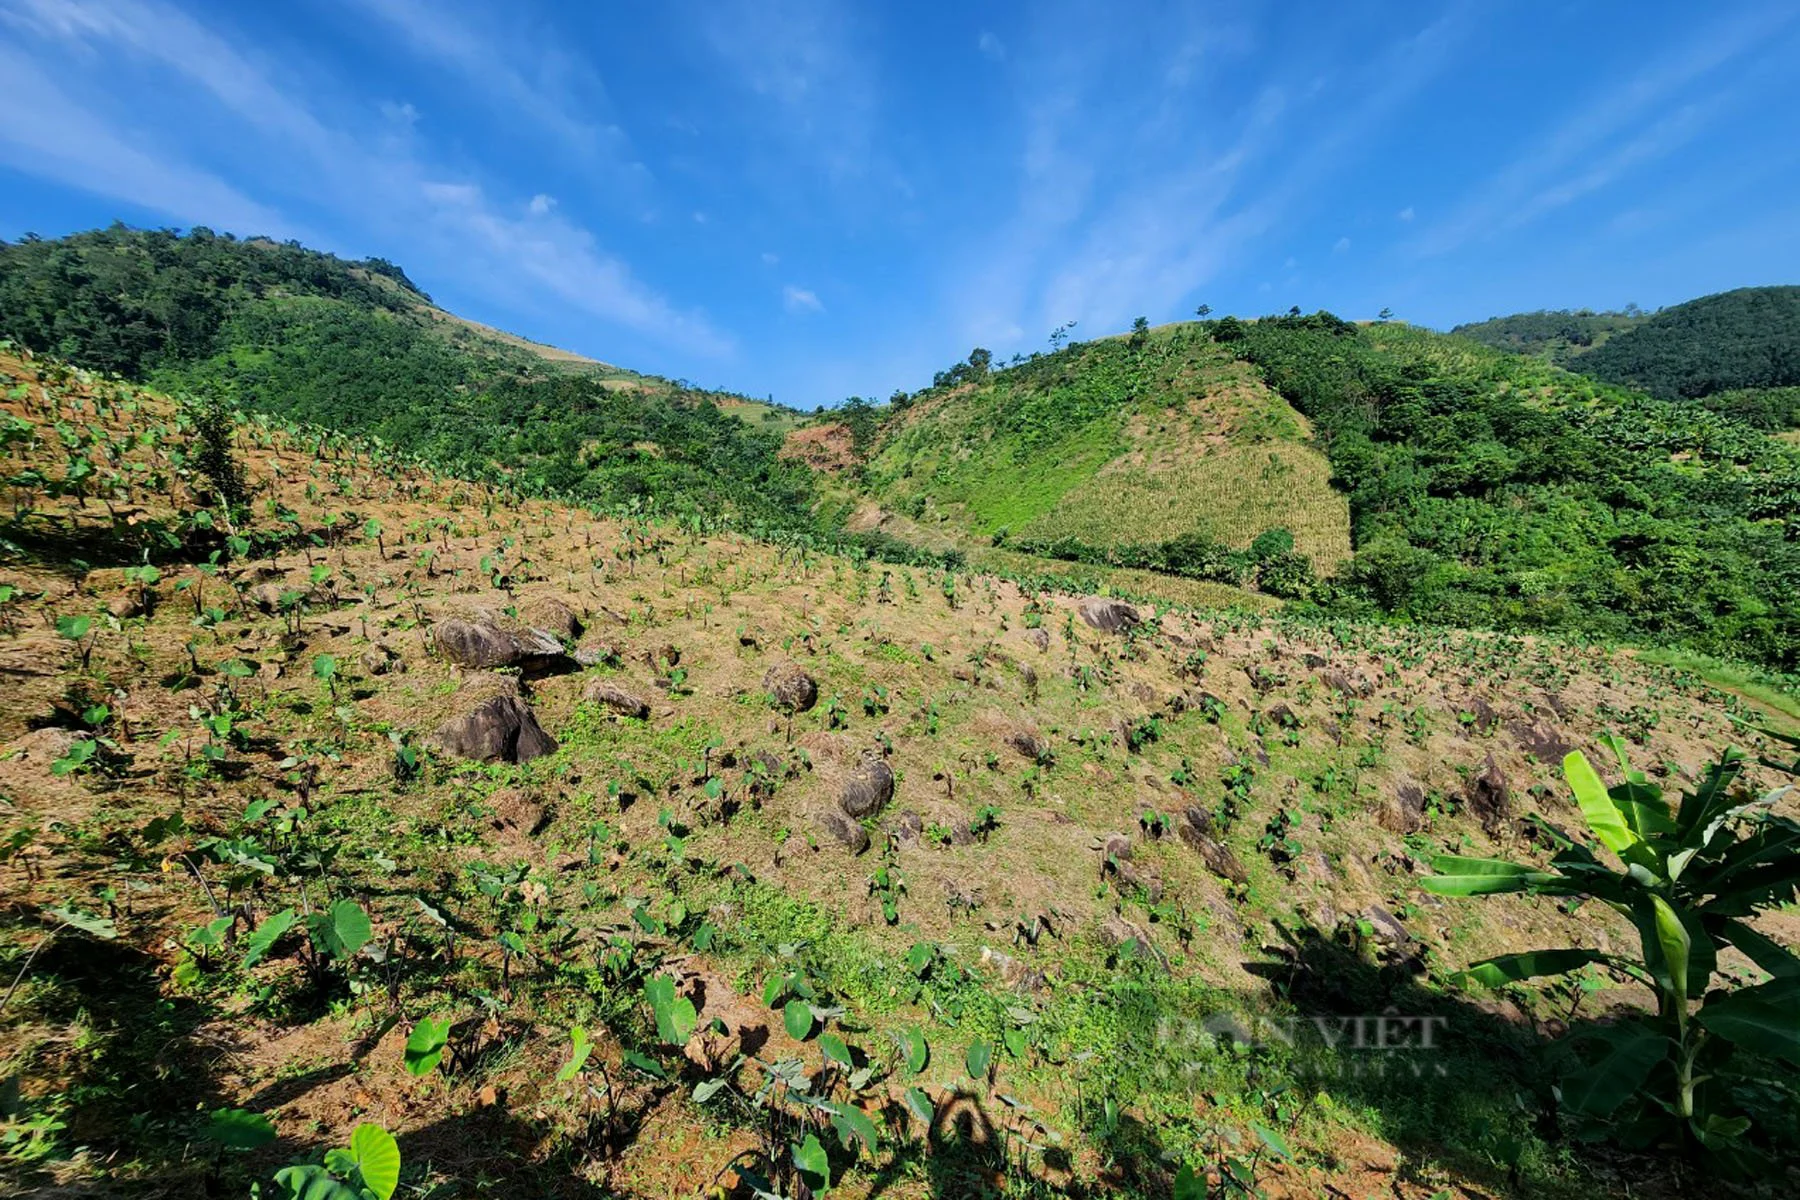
583,679 -> 650,720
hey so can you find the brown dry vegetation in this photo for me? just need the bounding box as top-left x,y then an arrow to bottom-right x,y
2,348 -> 1796,1199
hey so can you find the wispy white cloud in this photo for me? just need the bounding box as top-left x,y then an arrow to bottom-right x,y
1408,6 -> 1795,258
957,3 -> 1471,348
783,285 -> 823,314
978,31 -> 1005,61
692,0 -> 882,183
0,39 -> 295,236
423,183 -> 735,355
1396,205 -> 1415,222
0,0 -> 733,358
350,0 -> 639,173
1332,236 -> 1351,254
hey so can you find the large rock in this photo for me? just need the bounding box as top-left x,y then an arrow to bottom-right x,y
1078,597 -> 1140,634
838,755 -> 895,818
523,597 -> 583,641
432,694 -> 558,763
583,679 -> 650,720
763,661 -> 819,713
1177,806 -> 1249,884
432,618 -> 568,672
815,809 -> 870,854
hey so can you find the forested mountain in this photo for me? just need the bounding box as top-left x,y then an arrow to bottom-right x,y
1215,313 -> 1800,668
1456,287 -> 1800,420
855,324 -> 1348,599
1451,306 -> 1647,364
1568,285 -> 1800,401
838,314 -> 1800,669
0,225 -> 812,523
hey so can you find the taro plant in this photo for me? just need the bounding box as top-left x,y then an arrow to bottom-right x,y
271,1121 -> 400,1200
1421,743 -> 1800,1168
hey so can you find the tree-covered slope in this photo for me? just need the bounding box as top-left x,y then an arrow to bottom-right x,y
1456,286 -> 1800,405
856,325 -> 1351,596
0,225 -> 814,524
1569,285 -> 1800,400
1451,307 -> 1647,365
1216,313 -> 1800,669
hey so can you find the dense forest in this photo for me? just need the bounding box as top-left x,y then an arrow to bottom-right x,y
1458,287 -> 1800,411
1216,313 -> 1800,669
1569,286 -> 1800,401
0,226 -> 817,525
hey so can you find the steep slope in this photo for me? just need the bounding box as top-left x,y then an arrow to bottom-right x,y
1215,313 -> 1800,671
859,325 -> 1352,588
0,225 -> 811,522
5,345 -> 1798,1198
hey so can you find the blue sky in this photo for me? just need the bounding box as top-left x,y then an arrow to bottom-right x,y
2,1 -> 1798,408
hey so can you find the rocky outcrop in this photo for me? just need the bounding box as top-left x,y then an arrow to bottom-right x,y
1077,597 -> 1140,634
432,693 -> 557,763
432,618 -> 568,672
583,679 -> 651,720
839,755 -> 895,818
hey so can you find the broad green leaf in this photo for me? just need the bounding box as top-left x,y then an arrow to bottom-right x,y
1695,983 -> 1800,1065
48,905 -> 117,939
903,1027 -> 929,1074
1565,751 -> 1637,857
310,900 -> 372,961
345,1123 -> 400,1200
823,1099 -> 879,1156
1419,856 -> 1552,896
243,908 -> 297,967
1253,1123 -> 1291,1161
274,1164 -> 362,1200
623,1050 -> 666,1078
819,1032 -> 853,1068
965,1039 -> 992,1081
1713,918 -> 1800,979
403,1017 -> 450,1076
1173,1164 -> 1207,1200
203,1107 -> 276,1150
1650,895 -> 1692,1023
644,975 -> 697,1045
1559,1021 -> 1669,1117
784,999 -> 814,1040
1453,948 -> 1611,989
557,1026 -> 593,1082
792,1133 -> 831,1193
692,1077 -> 728,1103
903,1087 -> 934,1126
1002,1027 -> 1028,1059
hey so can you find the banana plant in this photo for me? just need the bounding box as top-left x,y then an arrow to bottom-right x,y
1421,742 -> 1799,1165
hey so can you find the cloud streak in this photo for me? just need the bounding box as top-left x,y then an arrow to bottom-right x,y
0,0 -> 733,358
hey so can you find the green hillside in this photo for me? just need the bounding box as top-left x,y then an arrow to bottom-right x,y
858,324 -> 1351,596
0,225 -> 812,522
1456,287 -> 1800,419
1215,313 -> 1800,670
1568,285 -> 1800,400
1451,306 -> 1648,364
